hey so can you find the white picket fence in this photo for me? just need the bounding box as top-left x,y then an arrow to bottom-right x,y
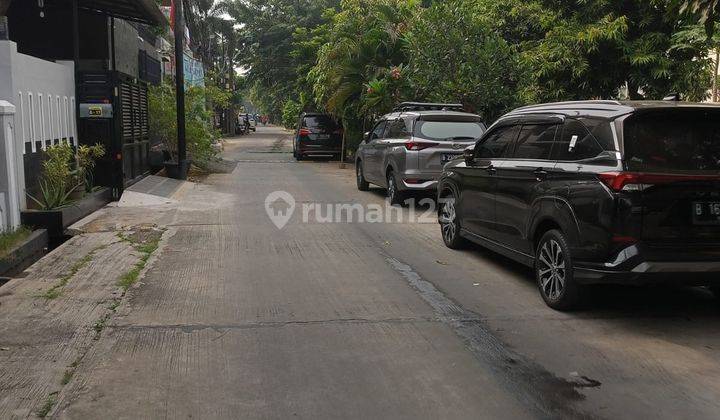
0,40 -> 77,221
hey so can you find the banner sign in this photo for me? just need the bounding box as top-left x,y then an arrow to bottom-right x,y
183,54 -> 205,88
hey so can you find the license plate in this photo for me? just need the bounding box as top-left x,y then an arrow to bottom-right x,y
441,153 -> 460,163
693,202 -> 720,225
316,134 -> 330,140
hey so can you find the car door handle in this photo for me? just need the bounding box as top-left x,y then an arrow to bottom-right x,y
482,165 -> 497,175
534,168 -> 548,181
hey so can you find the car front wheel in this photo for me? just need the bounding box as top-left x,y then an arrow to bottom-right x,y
535,229 -> 582,310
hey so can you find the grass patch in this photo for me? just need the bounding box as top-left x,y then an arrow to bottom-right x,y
60,369 -> 74,385
36,392 -> 58,418
92,298 -> 121,340
116,231 -> 162,292
0,226 -> 32,258
40,251 -> 96,300
117,265 -> 142,291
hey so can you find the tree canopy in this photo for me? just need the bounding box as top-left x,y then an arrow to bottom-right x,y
219,0 -> 718,150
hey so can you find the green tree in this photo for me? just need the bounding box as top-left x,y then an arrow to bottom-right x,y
496,0 -> 714,101
225,0 -> 341,119
406,0 -> 524,121
308,0 -> 417,150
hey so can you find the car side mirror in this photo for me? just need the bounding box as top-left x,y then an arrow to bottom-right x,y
464,147 -> 475,165
364,131 -> 371,142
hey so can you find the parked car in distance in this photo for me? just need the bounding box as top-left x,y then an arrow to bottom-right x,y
355,102 -> 485,205
437,100 -> 720,310
293,113 -> 344,161
248,114 -> 257,131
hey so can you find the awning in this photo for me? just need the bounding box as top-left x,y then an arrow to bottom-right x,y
51,0 -> 167,26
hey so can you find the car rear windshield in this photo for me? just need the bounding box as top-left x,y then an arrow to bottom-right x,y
302,115 -> 339,131
414,120 -> 485,141
623,109 -> 720,173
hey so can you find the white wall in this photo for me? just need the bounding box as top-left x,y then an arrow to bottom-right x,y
0,40 -> 76,211
0,40 -> 76,155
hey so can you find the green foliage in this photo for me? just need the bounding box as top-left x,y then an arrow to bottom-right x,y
406,0 -> 523,120
0,226 -> 31,258
281,100 -> 303,129
77,143 -> 105,193
148,83 -> 222,165
680,0 -> 720,33
227,0 -> 718,146
487,0 -> 714,102
307,0 -> 417,151
225,0 -> 342,119
27,143 -> 78,210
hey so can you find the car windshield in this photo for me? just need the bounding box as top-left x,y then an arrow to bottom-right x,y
303,115 -> 339,131
623,109 -> 720,173
414,120 -> 485,141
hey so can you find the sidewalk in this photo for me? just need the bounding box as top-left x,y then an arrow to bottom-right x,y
0,175 -> 207,418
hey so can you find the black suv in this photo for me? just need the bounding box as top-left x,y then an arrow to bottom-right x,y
437,100 -> 720,310
293,113 -> 343,161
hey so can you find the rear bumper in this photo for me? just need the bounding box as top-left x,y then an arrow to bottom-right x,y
298,145 -> 341,156
575,263 -> 720,285
399,171 -> 442,191
574,243 -> 720,285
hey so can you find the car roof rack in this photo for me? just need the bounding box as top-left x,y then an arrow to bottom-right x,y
392,102 -> 465,112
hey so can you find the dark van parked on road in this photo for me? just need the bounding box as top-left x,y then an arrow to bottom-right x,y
293,113 -> 343,161
437,100 -> 720,310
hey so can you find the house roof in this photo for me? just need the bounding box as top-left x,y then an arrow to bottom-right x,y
52,0 -> 167,26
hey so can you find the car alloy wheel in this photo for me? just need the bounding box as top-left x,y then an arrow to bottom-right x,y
440,198 -> 457,243
537,239 -> 566,301
535,229 -> 582,310
438,192 -> 466,249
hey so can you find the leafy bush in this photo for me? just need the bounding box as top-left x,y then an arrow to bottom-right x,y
77,144 -> 105,193
27,143 -> 78,210
26,142 -> 105,210
406,0 -> 523,121
281,100 -> 303,129
148,83 -> 223,166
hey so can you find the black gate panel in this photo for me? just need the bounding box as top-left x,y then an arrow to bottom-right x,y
119,79 -> 150,183
77,71 -> 150,198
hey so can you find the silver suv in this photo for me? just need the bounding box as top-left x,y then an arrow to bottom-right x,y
355,102 -> 486,204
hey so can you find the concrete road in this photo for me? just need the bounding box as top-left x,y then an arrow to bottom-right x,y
56,126 -> 720,419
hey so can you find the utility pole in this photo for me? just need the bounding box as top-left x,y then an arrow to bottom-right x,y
174,0 -> 188,179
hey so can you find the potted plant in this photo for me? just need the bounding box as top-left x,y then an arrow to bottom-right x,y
22,143 -> 109,243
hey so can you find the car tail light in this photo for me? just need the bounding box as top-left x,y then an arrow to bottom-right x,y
598,172 -> 720,192
404,141 -> 439,151
298,128 -> 311,136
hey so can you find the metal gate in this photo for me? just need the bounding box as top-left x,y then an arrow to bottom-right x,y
119,79 -> 150,183
78,71 -> 150,198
